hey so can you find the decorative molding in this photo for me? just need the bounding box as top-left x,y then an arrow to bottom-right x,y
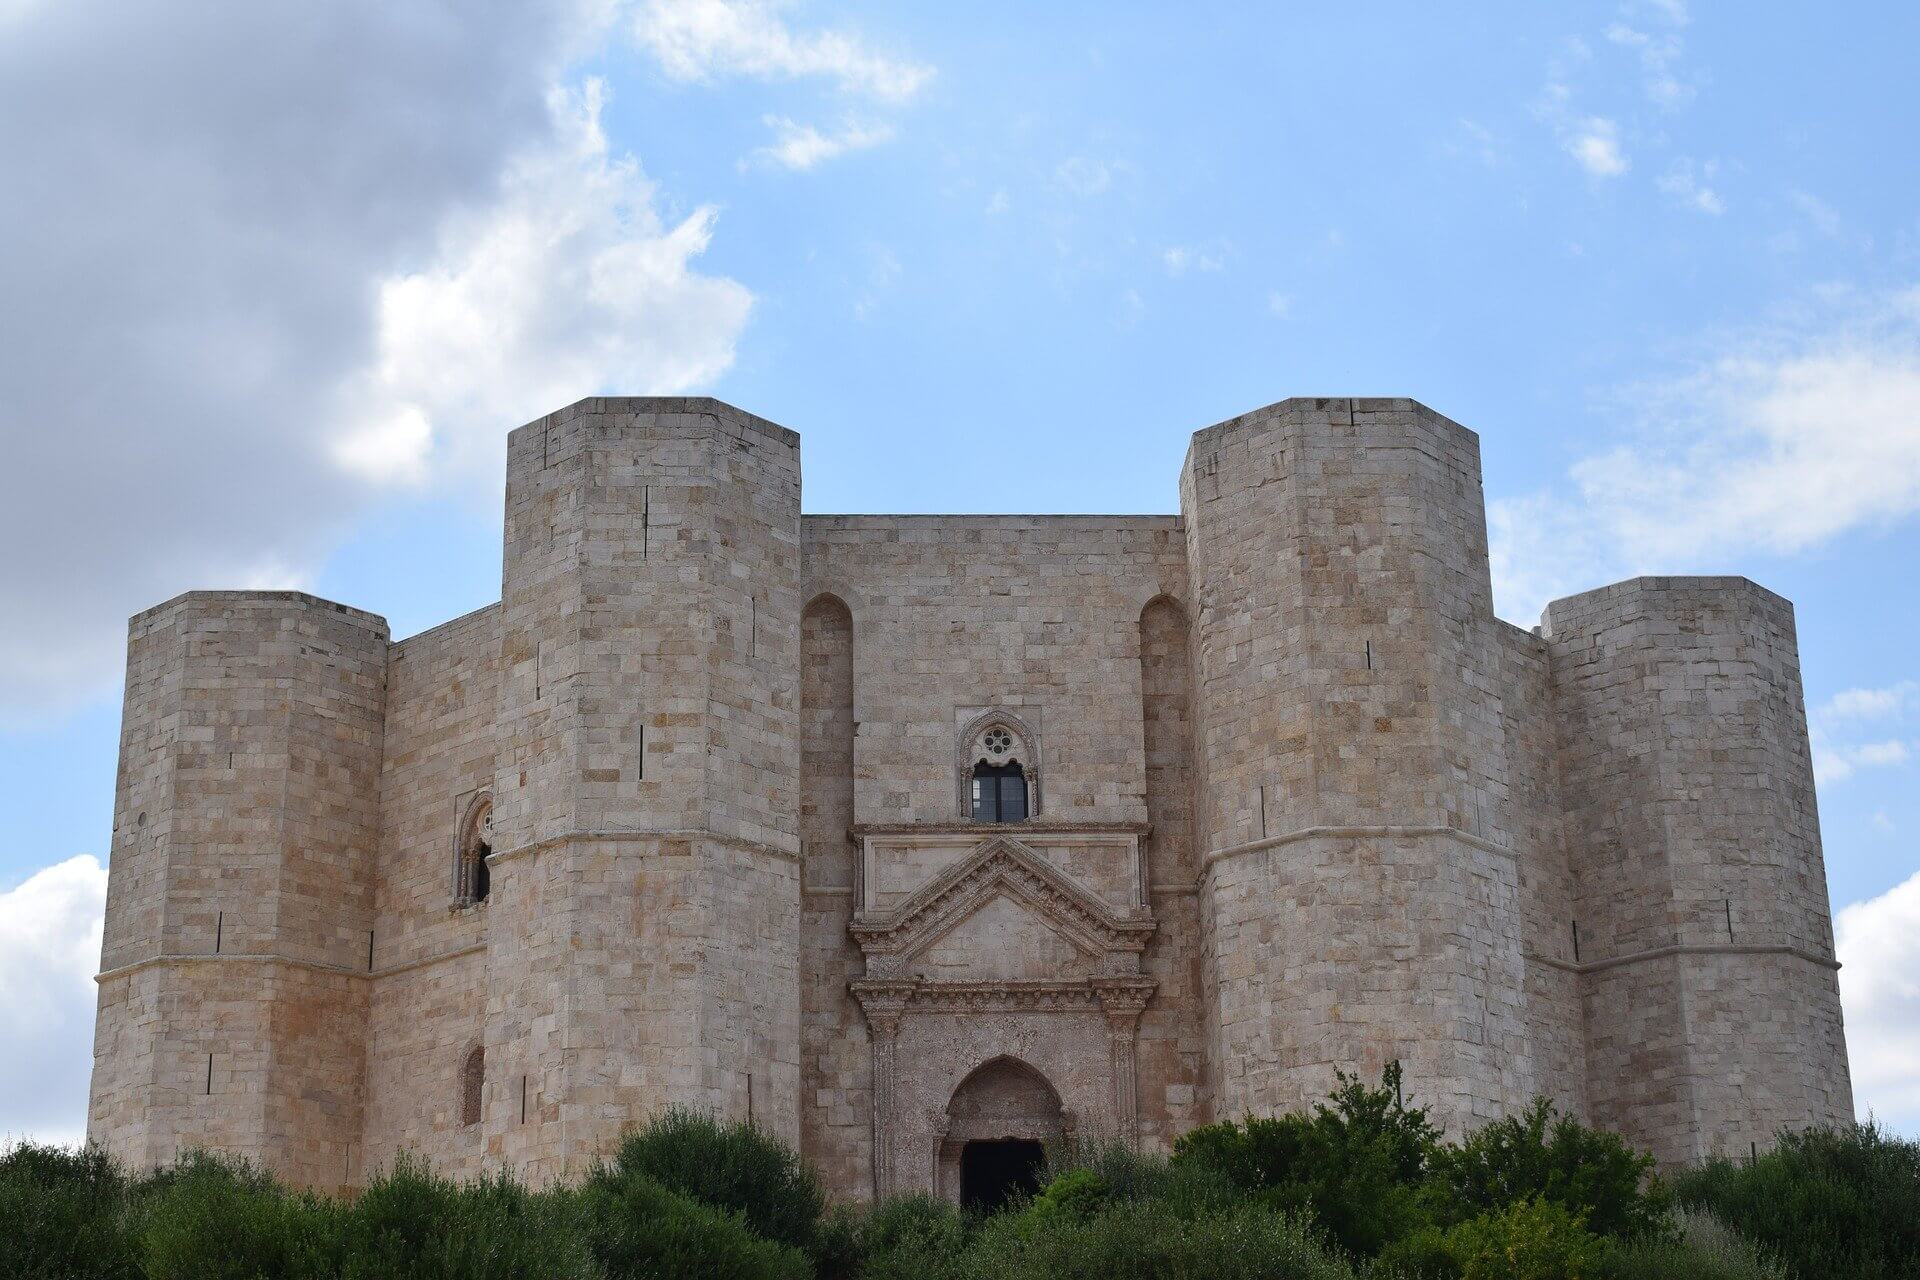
95,941 -> 488,985
1525,942 -> 1840,976
488,828 -> 801,868
1201,824 -> 1522,871
850,834 -> 1155,963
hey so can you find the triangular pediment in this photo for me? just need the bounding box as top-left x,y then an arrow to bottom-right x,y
851,835 -> 1154,960
916,891 -> 1090,978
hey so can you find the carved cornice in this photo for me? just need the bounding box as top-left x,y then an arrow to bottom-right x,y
851,976 -> 1158,1017
850,834 -> 1155,961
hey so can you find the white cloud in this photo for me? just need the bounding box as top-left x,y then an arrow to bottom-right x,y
1162,245 -> 1224,276
1838,871 -> 1920,1130
0,2 -> 752,721
337,80 -> 752,488
1267,291 -> 1293,319
1815,739 -> 1912,785
0,856 -> 106,1147
1490,286 -> 1920,622
1567,117 -> 1629,177
1659,158 -> 1725,214
1822,681 -> 1920,721
1606,15 -> 1692,109
985,189 -> 1010,216
631,0 -> 932,100
1055,156 -> 1112,197
746,114 -> 894,171
1873,809 -> 1896,832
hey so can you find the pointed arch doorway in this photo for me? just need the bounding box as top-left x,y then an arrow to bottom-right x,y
936,1056 -> 1069,1210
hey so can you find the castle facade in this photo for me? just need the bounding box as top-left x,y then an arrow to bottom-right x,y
87,397 -> 1854,1200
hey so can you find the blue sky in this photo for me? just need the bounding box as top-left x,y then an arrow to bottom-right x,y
2,0 -> 1917,1145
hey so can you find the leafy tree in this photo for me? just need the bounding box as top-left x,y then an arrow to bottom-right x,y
1173,1061 -> 1442,1256
1427,1098 -> 1671,1240
604,1106 -> 827,1257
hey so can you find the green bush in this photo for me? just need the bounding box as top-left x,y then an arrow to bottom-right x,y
1021,1167 -> 1113,1230
854,1193 -> 975,1280
138,1152 -> 340,1280
608,1107 -> 826,1256
1428,1099 -> 1671,1240
1598,1210 -> 1786,1280
578,1167 -> 811,1280
1173,1062 -> 1441,1256
970,1200 -> 1357,1280
0,1142 -> 140,1280
1672,1122 -> 1920,1280
1047,1142 -> 1241,1221
1436,1197 -> 1603,1280
335,1155 -> 594,1279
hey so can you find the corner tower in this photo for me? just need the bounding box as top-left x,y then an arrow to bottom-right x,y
483,397 -> 804,1181
87,592 -> 388,1191
1182,398 -> 1533,1133
1543,577 -> 1853,1163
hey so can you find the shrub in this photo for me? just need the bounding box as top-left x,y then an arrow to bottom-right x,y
1429,1099 -> 1671,1240
1598,1210 -> 1786,1280
335,1155 -> 594,1279
0,1142 -> 140,1280
1437,1196 -> 1603,1280
1053,1141 -> 1241,1221
1173,1062 -> 1442,1256
609,1107 -> 826,1256
855,1193 -> 975,1280
138,1152 -> 340,1280
970,1200 -> 1358,1280
1672,1122 -> 1920,1280
578,1167 -> 811,1280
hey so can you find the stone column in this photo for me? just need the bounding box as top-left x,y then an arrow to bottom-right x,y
1094,980 -> 1154,1148
852,981 -> 912,1199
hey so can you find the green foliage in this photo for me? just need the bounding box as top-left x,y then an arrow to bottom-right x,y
969,1200 -> 1358,1280
1597,1210 -> 1787,1280
1672,1122 -> 1920,1280
607,1106 -> 827,1256
853,1194 -> 975,1280
1022,1168 -> 1113,1229
0,1142 -> 140,1280
1427,1098 -> 1671,1240
335,1155 -> 594,1280
138,1152 -> 340,1280
1437,1197 -> 1603,1280
576,1168 -> 811,1280
1172,1061 -> 1442,1257
1039,1142 -> 1242,1224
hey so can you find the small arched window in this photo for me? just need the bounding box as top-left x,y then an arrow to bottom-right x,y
461,1045 -> 484,1127
457,794 -> 493,905
959,712 -> 1039,822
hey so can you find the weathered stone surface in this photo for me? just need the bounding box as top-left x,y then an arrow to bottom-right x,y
87,395 -> 1852,1198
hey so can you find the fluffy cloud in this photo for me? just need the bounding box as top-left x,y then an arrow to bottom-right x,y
1567,117 -> 1629,177
746,115 -> 894,171
0,1 -> 752,721
631,0 -> 932,100
0,856 -> 106,1146
335,80 -> 752,488
1490,286 -> 1920,623
1658,158 -> 1725,214
1837,872 -> 1920,1129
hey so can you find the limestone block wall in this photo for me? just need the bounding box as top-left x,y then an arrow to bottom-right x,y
1494,622 -> 1588,1120
360,603 -> 501,1178
1183,399 -> 1536,1135
1544,577 -> 1852,1164
88,592 -> 387,1192
483,398 -> 803,1182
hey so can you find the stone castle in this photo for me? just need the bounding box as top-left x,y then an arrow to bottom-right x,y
88,396 -> 1854,1202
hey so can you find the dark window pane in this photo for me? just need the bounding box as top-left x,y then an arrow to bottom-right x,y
999,773 -> 1027,822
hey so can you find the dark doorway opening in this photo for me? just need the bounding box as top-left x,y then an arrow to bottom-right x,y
959,1139 -> 1044,1213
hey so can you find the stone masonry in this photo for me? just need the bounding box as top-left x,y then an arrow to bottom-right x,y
87,396 -> 1854,1197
